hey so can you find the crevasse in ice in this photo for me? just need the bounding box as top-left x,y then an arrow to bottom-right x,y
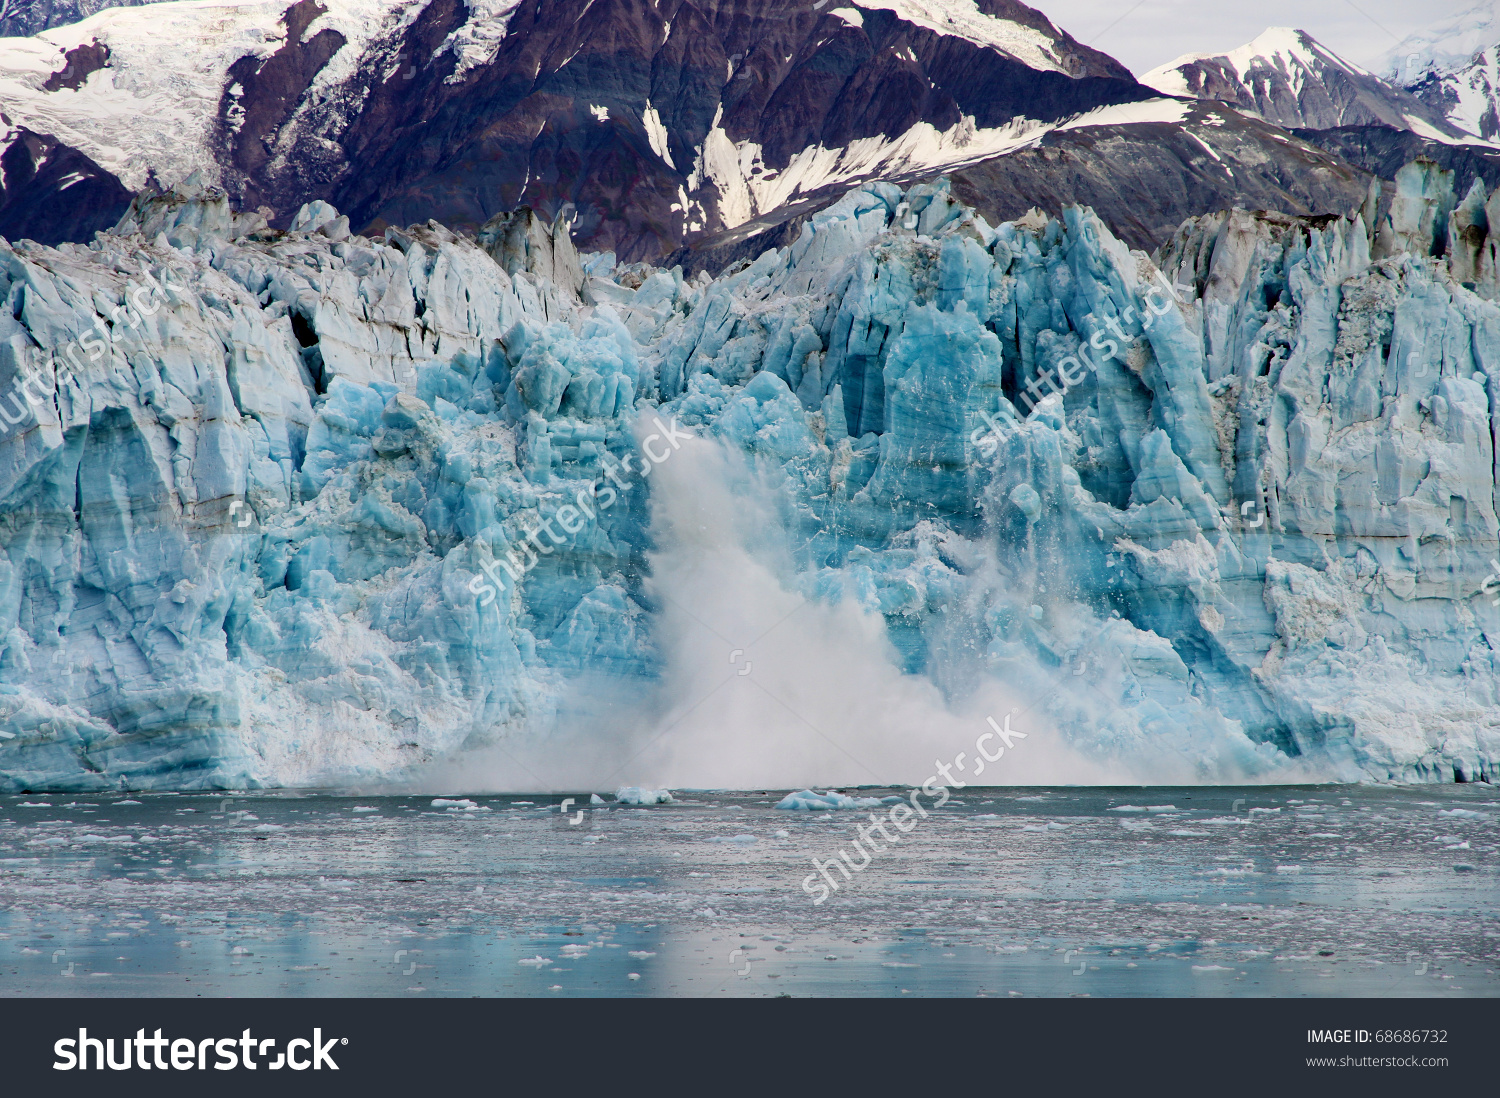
1,162 -> 1497,790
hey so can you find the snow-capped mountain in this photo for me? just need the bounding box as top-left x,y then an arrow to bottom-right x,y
0,0 -> 1163,259
1384,3 -> 1500,141
1143,27 -> 1472,141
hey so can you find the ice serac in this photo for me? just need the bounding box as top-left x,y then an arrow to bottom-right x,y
2,167 -> 1500,791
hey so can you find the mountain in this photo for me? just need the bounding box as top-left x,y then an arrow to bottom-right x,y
0,0 -> 1160,260
1385,3 -> 1500,141
0,0 -> 1400,268
1142,26 -> 1473,141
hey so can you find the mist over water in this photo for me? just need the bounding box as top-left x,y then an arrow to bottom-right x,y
418,430 -> 1324,794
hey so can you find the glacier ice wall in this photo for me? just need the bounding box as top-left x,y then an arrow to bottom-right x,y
0,164 -> 1498,790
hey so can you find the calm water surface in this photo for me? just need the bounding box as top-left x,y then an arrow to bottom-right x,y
1,785 -> 1496,997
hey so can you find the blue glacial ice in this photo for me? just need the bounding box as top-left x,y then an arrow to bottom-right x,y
1,165 -> 1499,790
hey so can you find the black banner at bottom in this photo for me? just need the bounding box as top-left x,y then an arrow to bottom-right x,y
0,996 -> 1492,1092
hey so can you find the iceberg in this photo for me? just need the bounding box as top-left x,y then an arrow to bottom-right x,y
1,166 -> 1498,791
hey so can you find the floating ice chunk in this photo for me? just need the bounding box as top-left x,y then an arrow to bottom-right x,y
627,951 -> 656,959
1192,965 -> 1233,972
627,973 -> 641,981
1109,805 -> 1146,812
706,834 -> 758,844
1439,808 -> 1489,819
18,802 -> 50,808
1249,807 -> 1281,814
517,956 -> 551,966
590,794 -> 606,805
252,824 -> 284,832
114,801 -> 143,806
1275,865 -> 1302,873
616,787 -> 674,805
1146,805 -> 1178,812
351,806 -> 379,813
774,790 -> 884,810
432,798 -> 478,809
1169,830 -> 1211,836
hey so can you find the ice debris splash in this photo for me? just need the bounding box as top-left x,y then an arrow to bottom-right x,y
0,162 -> 1498,791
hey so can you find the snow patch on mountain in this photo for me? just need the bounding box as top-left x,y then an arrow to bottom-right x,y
856,0 -> 1070,74
686,98 -> 1191,232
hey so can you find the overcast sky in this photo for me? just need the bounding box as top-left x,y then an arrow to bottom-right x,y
1036,0 -> 1480,74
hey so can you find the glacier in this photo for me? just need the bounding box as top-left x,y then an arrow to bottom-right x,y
1,160 -> 1499,791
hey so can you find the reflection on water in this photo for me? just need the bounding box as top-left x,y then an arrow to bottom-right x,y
1,785 -> 1496,997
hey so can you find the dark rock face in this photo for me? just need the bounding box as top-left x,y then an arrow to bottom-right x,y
195,0 -> 1155,260
0,126 -> 131,246
40,38 -> 108,91
214,0 -> 348,212
1294,125 -> 1500,200
945,105 -> 1374,251
670,102 -> 1377,270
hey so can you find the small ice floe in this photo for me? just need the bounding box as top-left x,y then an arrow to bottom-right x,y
432,798 -> 479,810
114,800 -> 143,806
559,944 -> 591,957
973,813 -> 1000,820
1275,865 -> 1302,873
252,824 -> 284,832
774,790 -> 883,811
615,787 -> 674,805
1249,807 -> 1280,814
590,794 -> 606,805
1169,830 -> 1211,837
1146,805 -> 1177,812
706,834 -> 758,844
627,951 -> 656,959
351,806 -> 378,813
1022,822 -> 1067,831
1439,808 -> 1488,819
18,802 -> 50,808
1109,805 -> 1146,812
1192,965 -> 1233,973
1119,819 -> 1155,831
775,829 -> 790,838
881,961 -> 919,968
517,956 -> 551,966
627,973 -> 641,981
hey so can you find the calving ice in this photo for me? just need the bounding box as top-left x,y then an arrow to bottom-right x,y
53,1028 -> 344,1070
802,713 -> 1027,904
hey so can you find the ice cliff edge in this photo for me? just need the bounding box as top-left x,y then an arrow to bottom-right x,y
1,161 -> 1498,790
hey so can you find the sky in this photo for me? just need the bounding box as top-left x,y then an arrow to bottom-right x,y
1034,0 -> 1482,74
